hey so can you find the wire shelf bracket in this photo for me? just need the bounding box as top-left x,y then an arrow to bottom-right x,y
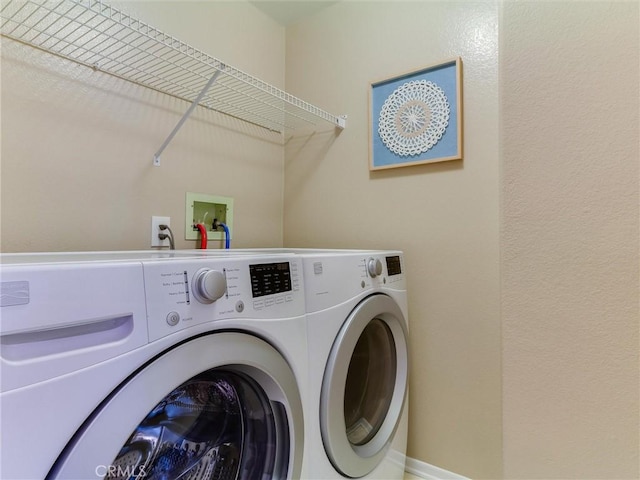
153,68 -> 223,167
0,0 -> 347,164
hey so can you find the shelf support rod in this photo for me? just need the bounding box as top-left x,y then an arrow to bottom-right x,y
153,68 -> 224,166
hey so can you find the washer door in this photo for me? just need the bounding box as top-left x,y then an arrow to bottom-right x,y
320,294 -> 408,478
48,332 -> 303,480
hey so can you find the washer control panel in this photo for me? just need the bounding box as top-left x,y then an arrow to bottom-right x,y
143,256 -> 304,341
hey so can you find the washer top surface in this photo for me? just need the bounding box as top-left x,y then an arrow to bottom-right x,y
0,249 -> 292,266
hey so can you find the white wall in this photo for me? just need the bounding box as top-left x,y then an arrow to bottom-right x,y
283,2 -> 502,478
1,1 -> 286,252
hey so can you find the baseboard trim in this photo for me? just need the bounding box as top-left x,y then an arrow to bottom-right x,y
404,457 -> 470,480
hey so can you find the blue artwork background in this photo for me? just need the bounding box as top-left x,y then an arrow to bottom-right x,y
371,60 -> 459,168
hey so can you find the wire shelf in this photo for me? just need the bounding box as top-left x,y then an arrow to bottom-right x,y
0,0 -> 346,135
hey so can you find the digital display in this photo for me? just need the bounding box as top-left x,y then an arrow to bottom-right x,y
250,262 -> 292,298
385,256 -> 402,276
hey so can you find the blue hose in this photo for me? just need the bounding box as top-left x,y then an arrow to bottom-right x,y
221,223 -> 230,249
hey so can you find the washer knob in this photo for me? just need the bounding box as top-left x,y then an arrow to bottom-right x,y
192,269 -> 227,304
367,258 -> 383,278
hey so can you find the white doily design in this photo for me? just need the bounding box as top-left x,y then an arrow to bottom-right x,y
378,80 -> 450,157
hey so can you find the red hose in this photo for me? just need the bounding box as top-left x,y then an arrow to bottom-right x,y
196,223 -> 207,249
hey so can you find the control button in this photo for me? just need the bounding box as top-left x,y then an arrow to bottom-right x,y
367,258 -> 383,278
192,268 -> 227,304
166,311 -> 180,326
236,300 -> 245,313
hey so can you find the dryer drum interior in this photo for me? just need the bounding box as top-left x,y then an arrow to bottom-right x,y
108,370 -> 284,480
344,318 -> 396,446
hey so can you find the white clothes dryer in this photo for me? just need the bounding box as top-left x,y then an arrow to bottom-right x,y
0,250 -> 307,480
297,250 -> 409,480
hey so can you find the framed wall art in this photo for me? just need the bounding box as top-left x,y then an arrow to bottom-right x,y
369,57 -> 463,171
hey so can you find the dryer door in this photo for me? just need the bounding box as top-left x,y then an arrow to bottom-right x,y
48,332 -> 303,480
320,294 -> 408,478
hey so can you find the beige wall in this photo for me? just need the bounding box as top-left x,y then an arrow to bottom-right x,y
1,1 -> 286,252
501,2 -> 639,479
283,2 -> 502,478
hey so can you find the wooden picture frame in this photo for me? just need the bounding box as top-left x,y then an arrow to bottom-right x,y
369,57 -> 463,171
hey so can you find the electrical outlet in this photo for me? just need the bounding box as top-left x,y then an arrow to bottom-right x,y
185,193 -> 233,241
151,216 -> 171,247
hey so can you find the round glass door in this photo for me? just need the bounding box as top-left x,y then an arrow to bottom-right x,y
320,294 -> 408,478
47,332 -> 302,480
108,370 -> 281,480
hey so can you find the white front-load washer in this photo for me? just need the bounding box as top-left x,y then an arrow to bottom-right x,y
297,250 -> 409,480
0,250 -> 307,480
